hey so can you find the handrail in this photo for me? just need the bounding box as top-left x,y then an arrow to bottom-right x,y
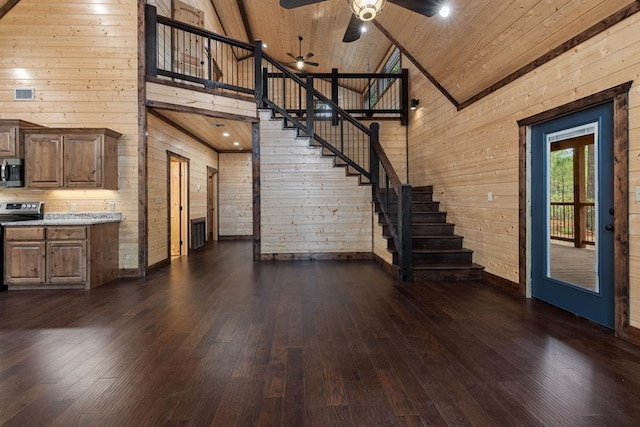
145,4 -> 412,280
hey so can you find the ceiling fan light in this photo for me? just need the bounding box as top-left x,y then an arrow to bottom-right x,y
350,0 -> 385,22
296,60 -> 304,70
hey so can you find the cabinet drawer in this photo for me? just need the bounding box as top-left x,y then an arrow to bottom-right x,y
46,227 -> 87,240
4,227 -> 45,241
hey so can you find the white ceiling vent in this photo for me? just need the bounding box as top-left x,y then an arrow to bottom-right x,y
14,88 -> 35,101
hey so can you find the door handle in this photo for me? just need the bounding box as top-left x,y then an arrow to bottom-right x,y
605,224 -> 614,232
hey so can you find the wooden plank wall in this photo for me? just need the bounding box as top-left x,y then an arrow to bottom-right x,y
0,0 -> 139,270
407,13 -> 640,327
146,113 -> 219,266
260,112 -> 373,255
218,152 -> 252,237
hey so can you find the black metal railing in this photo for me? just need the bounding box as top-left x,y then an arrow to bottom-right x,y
145,5 -> 412,280
550,202 -> 595,246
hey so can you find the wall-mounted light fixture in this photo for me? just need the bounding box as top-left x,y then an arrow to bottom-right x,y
410,99 -> 420,110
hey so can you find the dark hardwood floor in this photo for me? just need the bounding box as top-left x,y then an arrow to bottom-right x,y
2,241 -> 640,426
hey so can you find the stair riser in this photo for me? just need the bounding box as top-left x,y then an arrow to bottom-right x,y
411,192 -> 433,202
413,269 -> 484,282
412,202 -> 440,213
412,224 -> 455,235
412,212 -> 447,223
411,237 -> 464,250
411,252 -> 473,264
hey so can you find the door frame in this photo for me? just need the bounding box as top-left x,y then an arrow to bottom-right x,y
167,151 -> 190,258
517,81 -> 631,337
207,166 -> 218,242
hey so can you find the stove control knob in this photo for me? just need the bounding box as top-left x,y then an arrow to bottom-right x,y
21,204 -> 26,209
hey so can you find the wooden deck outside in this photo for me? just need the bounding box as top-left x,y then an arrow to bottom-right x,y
550,241 -> 597,291
2,241 -> 640,426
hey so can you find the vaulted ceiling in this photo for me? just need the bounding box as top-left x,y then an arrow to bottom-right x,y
212,0 -> 636,105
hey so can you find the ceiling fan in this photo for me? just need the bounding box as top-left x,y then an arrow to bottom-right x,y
280,0 -> 445,43
286,35 -> 319,70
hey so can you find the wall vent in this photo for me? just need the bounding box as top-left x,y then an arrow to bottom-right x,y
14,88 -> 35,101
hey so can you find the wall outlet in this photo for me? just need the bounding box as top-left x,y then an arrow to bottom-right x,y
70,203 -> 77,212
155,197 -> 162,204
487,192 -> 493,202
108,202 -> 116,211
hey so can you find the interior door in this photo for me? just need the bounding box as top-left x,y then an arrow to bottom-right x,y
531,102 -> 614,328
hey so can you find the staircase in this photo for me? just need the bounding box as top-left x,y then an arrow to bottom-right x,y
379,185 -> 484,281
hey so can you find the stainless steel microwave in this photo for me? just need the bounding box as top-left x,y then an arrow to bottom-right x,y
0,158 -> 24,187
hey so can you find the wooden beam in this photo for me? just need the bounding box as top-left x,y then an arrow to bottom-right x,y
237,0 -> 254,43
460,1 -> 640,110
145,99 -> 258,123
373,20 -> 460,109
0,0 -> 20,20
138,0 -> 148,278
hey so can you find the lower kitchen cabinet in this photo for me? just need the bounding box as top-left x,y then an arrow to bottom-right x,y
4,223 -> 119,290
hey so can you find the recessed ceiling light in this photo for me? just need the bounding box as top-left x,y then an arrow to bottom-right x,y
262,43 -> 267,48
439,5 -> 450,18
361,25 -> 367,33
233,142 -> 240,146
223,132 -> 230,137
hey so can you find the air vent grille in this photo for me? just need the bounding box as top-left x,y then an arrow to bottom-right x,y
14,88 -> 35,101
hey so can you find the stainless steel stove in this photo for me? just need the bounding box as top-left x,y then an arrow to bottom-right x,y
0,202 -> 44,291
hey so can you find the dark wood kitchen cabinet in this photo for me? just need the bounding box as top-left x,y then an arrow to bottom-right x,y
0,119 -> 41,158
4,223 -> 119,290
24,128 -> 121,189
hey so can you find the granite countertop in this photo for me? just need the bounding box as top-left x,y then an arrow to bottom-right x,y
2,213 -> 122,226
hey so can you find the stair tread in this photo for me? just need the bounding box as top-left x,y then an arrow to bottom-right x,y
413,235 -> 462,239
412,248 -> 473,253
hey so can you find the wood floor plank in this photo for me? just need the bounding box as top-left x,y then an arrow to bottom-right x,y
2,240 -> 640,425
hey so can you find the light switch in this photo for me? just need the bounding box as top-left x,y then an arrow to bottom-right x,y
487,192 -> 493,202
636,186 -> 640,202
70,203 -> 77,212
108,202 -> 116,211
155,197 -> 162,204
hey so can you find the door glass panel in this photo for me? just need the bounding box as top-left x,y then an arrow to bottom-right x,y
546,124 -> 598,292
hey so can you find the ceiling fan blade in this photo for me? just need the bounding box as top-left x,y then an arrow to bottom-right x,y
387,0 -> 441,17
303,52 -> 314,60
286,52 -> 298,61
279,0 -> 327,9
305,61 -> 319,67
342,15 -> 362,43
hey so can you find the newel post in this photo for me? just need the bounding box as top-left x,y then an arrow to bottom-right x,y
370,123 -> 380,197
144,4 -> 158,78
306,76 -> 314,138
398,184 -> 413,282
401,68 -> 409,126
254,40 -> 264,106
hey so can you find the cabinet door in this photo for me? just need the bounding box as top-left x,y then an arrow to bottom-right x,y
0,125 -> 18,158
5,241 -> 46,284
63,134 -> 103,187
46,240 -> 87,284
25,133 -> 63,187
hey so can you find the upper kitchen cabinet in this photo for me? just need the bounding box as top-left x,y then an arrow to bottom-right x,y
24,128 -> 121,189
0,119 -> 41,158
